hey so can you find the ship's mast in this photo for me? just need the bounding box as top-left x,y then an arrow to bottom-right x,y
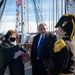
16,0 -> 26,44
21,0 -> 25,44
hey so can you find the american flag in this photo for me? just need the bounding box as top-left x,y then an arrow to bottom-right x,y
16,0 -> 21,6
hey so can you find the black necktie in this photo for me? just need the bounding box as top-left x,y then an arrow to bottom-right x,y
37,36 -> 45,59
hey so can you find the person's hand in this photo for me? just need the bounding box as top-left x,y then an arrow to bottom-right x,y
18,50 -> 25,56
22,53 -> 31,63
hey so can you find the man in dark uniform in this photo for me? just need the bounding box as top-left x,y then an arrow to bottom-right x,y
47,14 -> 75,75
31,23 -> 56,75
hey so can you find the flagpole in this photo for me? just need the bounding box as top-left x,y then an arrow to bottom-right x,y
21,0 -> 25,44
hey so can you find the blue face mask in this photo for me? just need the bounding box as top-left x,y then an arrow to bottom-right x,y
10,38 -> 16,42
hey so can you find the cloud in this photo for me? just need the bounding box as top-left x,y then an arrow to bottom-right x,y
0,19 -> 57,34
29,22 -> 37,33
0,22 -> 16,34
1,0 -> 65,35
4,11 -> 16,15
2,15 -> 16,22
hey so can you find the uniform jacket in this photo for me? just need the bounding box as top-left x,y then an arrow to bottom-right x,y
50,37 -> 75,75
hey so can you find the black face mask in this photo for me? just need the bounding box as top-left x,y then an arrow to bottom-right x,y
10,38 -> 16,42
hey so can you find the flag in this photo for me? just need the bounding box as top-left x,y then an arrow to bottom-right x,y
16,0 -> 21,6
24,2 -> 26,8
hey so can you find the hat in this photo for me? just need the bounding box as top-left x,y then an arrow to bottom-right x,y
55,14 -> 75,40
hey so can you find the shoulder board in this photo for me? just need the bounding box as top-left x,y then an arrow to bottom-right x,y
54,39 -> 66,52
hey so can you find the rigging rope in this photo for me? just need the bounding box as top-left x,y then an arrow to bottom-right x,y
0,0 -> 7,20
32,0 -> 44,26
31,0 -> 66,32
0,0 -> 12,31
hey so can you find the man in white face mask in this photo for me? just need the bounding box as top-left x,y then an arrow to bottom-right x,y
9,33 -> 17,46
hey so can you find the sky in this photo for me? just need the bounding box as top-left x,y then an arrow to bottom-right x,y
0,0 -> 16,34
0,0 -> 66,34
1,0 -> 37,34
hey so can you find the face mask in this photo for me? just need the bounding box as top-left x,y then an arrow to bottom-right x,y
10,38 -> 16,42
